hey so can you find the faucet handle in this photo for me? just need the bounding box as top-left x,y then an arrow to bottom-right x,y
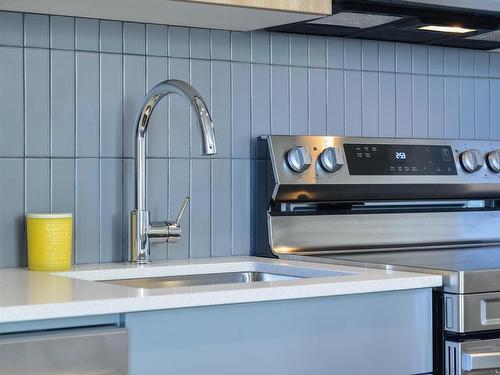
149,197 -> 188,245
175,197 -> 190,225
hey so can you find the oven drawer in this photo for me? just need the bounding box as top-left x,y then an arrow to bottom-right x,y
446,338 -> 500,374
0,326 -> 128,374
444,292 -> 500,333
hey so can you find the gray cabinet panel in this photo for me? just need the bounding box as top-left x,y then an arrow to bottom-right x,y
125,289 -> 433,375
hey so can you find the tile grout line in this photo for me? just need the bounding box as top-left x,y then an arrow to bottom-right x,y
209,56 -> 214,257
307,62 -> 310,135
98,18 -> 102,263
229,59 -> 234,256
473,53 -> 477,140
441,72 -> 445,138
188,44 -> 192,258
489,74 -> 492,140
440,71 -> 446,139
207,54 -> 213,257
410,45 -> 415,138
426,73 -> 430,138
120,21 -> 126,261
21,12 -> 27,266
360,68 -> 364,136
376,42 -> 381,137
248,39 -> 255,253
166,44 -> 171,259
444,73 -> 448,139
325,43 -> 330,135
73,17 -> 78,264
394,66 -> 398,137
165,39 -> 169,160
287,35 -> 292,134
48,17 -> 53,212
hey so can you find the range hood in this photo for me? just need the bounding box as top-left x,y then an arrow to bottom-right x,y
267,0 -> 500,51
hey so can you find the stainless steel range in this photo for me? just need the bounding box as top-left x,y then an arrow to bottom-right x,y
259,135 -> 500,375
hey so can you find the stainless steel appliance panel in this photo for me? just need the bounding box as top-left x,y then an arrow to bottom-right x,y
266,136 -> 500,201
445,292 -> 500,333
269,211 -> 500,255
0,326 -> 128,374
307,246 -> 500,294
446,338 -> 500,374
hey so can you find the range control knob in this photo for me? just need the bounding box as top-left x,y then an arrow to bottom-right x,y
460,149 -> 484,173
286,146 -> 311,173
487,150 -> 500,173
319,147 -> 343,173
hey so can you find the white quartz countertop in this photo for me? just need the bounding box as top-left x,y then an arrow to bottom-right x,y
0,256 -> 441,324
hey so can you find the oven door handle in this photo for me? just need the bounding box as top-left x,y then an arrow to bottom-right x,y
463,351 -> 500,371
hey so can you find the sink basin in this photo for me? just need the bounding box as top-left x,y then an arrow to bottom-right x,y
59,259 -> 353,291
98,271 -> 302,289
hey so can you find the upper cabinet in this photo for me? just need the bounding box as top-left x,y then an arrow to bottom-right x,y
0,0 -> 332,31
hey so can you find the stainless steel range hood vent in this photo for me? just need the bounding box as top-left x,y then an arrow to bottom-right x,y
467,30 -> 500,42
307,12 -> 401,29
267,0 -> 500,51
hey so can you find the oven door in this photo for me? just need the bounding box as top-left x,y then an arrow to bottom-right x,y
446,338 -> 500,374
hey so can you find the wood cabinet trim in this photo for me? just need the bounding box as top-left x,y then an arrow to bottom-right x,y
177,0 -> 332,15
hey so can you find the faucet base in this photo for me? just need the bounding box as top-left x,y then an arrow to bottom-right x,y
129,209 -> 183,264
130,209 -> 151,264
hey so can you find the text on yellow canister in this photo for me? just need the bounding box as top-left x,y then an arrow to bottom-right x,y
26,213 -> 73,271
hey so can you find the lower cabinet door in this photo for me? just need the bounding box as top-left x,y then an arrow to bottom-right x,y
0,326 -> 128,374
125,288 -> 433,375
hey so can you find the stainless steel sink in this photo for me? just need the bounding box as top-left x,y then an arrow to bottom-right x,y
99,271 -> 302,289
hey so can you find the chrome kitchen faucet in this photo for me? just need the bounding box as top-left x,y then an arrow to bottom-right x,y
130,80 -> 217,264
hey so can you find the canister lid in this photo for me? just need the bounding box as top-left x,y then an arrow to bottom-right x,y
26,213 -> 73,219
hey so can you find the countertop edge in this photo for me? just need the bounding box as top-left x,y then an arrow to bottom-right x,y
0,273 -> 441,324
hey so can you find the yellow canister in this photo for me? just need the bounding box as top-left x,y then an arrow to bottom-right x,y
26,213 -> 73,271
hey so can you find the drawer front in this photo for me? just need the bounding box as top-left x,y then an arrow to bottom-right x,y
0,326 -> 128,375
446,338 -> 500,374
445,292 -> 500,333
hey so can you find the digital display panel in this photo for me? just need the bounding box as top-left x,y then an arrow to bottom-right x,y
344,144 -> 458,175
394,152 -> 407,160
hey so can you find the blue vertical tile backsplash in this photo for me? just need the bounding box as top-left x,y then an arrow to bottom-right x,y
0,10 -> 499,267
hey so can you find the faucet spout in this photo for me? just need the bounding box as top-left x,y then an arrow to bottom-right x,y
131,79 -> 217,264
135,79 -> 216,211
135,79 -> 216,154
